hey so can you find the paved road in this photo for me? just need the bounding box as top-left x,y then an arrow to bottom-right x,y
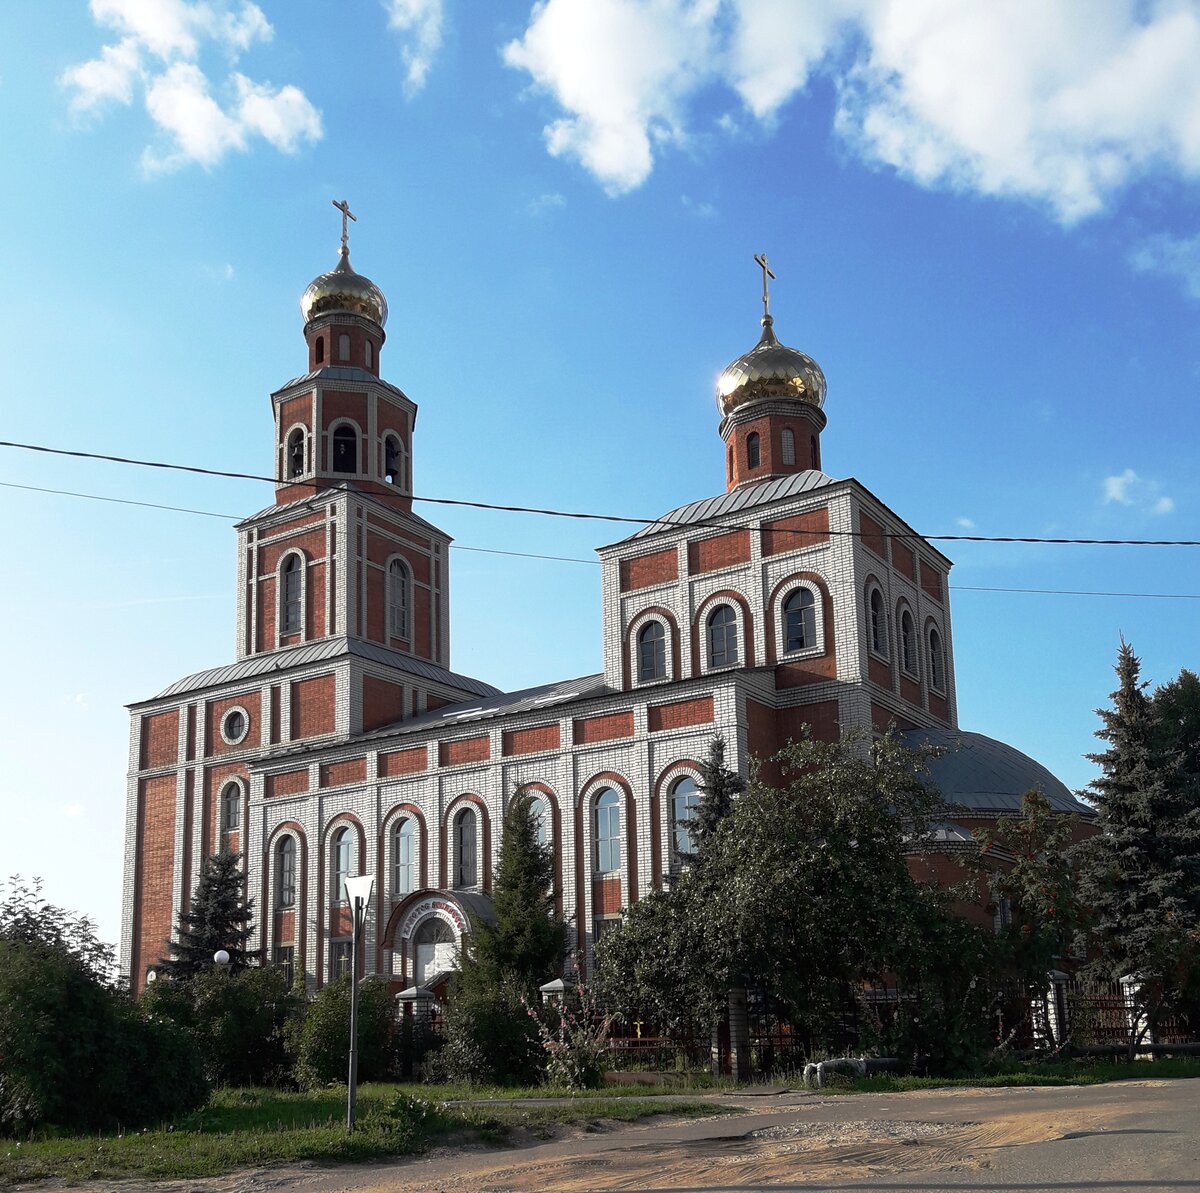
280,1080 -> 1199,1193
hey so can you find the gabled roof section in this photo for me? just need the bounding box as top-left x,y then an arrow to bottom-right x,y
235,484 -> 449,538
606,470 -> 838,548
137,637 -> 500,704
902,728 -> 1093,817
271,365 -> 412,405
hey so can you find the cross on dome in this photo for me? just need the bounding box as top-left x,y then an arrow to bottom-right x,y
333,198 -> 357,255
754,252 -> 775,320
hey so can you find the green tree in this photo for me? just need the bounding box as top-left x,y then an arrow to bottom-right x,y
293,975 -> 396,1089
0,876 -> 114,985
161,849 -> 254,979
685,734 -> 746,860
1077,642 -> 1200,1054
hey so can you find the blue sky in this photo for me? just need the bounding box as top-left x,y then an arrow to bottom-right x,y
2,1 -> 1198,948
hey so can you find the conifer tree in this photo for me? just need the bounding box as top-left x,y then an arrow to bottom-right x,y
1078,641 -> 1200,1050
687,735 -> 746,859
161,850 -> 254,979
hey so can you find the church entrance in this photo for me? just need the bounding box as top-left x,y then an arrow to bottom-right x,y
412,916 -> 457,985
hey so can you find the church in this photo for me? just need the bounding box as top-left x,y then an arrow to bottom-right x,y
119,210 -> 1090,995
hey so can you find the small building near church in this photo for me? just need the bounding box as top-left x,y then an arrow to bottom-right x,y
119,217 -> 1092,995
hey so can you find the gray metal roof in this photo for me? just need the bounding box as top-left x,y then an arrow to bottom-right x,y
358,672 -> 611,741
236,484 -> 449,538
271,365 -> 412,404
610,470 -> 838,546
901,728 -> 1093,816
141,637 -> 500,703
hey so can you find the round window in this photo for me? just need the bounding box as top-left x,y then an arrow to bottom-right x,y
222,708 -> 249,744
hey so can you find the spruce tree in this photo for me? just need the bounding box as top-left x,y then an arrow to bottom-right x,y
687,735 -> 746,859
1078,642 -> 1200,1049
161,849 -> 255,979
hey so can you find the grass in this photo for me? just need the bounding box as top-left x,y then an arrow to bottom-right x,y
0,1085 -> 727,1186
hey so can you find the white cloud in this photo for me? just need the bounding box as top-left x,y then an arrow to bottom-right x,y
1102,468 -> 1174,515
503,0 -> 1200,222
955,516 -> 976,530
527,191 -> 566,215
681,194 -> 716,218
1129,232 -> 1200,300
384,0 -> 444,96
64,0 -> 320,170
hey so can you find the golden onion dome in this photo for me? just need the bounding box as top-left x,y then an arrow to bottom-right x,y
716,315 -> 826,418
300,248 -> 388,329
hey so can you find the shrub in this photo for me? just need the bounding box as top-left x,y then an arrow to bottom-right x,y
437,977 -> 543,1086
293,976 -> 395,1089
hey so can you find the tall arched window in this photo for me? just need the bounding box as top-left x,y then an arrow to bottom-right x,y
810,436 -> 819,469
332,425 -> 357,473
527,796 -> 549,848
365,340 -> 373,369
869,588 -> 887,655
900,609 -> 917,675
276,836 -> 296,908
221,782 -> 240,833
670,776 -> 699,859
281,555 -> 302,634
287,428 -> 306,479
781,428 -> 795,465
454,807 -> 477,888
707,605 -> 738,667
594,788 -> 620,873
388,558 -> 410,639
338,333 -> 350,361
746,432 -> 761,470
928,626 -> 945,691
315,335 -> 325,364
392,817 -> 416,896
783,588 -> 816,653
384,435 -> 402,485
330,826 -> 351,903
727,445 -> 733,482
636,620 -> 666,681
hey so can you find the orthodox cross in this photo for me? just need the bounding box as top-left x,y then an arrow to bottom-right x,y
754,252 -> 775,319
332,198 -> 357,253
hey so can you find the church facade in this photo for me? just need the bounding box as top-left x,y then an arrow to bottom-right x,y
120,222 -> 1087,995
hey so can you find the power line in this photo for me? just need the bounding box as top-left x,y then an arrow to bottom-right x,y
3,438 -> 1198,548
5,478 -> 1198,603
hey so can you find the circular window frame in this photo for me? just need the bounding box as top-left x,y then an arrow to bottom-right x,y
220,706 -> 251,746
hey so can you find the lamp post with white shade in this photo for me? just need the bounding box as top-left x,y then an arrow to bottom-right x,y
343,873 -> 375,1135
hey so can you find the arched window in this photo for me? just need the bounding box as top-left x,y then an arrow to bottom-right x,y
746,432 -> 761,470
330,826 -> 351,903
810,436 -> 819,469
454,807 -> 477,888
388,558 -> 410,639
221,782 -> 240,833
392,817 -> 416,896
900,609 -> 917,675
332,424 -> 357,473
281,554 -> 302,635
928,626 -> 945,691
594,788 -> 620,873
636,620 -> 666,681
781,428 -> 795,465
707,604 -> 738,667
338,333 -> 350,361
413,917 -> 455,985
315,335 -> 325,364
384,435 -> 402,485
287,428 -> 306,479
276,836 -> 296,908
365,340 -> 373,369
527,796 -> 549,848
783,588 -> 816,653
727,445 -> 733,482
869,588 -> 887,655
670,776 -> 699,859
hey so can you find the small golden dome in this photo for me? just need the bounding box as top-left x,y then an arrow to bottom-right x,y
300,248 -> 388,329
716,315 -> 826,418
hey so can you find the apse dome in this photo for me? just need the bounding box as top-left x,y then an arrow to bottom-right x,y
300,248 -> 388,329
716,315 -> 826,418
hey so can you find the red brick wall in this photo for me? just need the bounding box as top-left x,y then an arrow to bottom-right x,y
859,510 -> 887,559
870,701 -> 919,734
647,696 -> 715,733
320,758 -> 366,787
746,698 -> 776,764
362,677 -> 405,732
439,735 -> 490,766
266,768 -> 309,798
502,723 -> 561,756
593,876 -> 622,914
900,675 -> 923,707
687,529 -> 750,575
893,541 -> 916,581
379,746 -> 428,776
868,656 -> 893,688
291,674 -> 335,739
761,507 -> 830,556
929,692 -> 949,722
776,700 -> 840,745
140,711 -> 178,769
921,565 -> 944,602
619,548 -> 678,592
205,694 -> 261,757
573,711 -> 634,744
134,774 -> 176,993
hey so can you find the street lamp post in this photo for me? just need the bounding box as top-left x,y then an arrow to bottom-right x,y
343,874 -> 375,1135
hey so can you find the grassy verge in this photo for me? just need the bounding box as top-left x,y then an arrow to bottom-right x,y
0,1086 -> 726,1186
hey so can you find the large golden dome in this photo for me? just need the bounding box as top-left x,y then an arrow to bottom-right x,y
300,248 -> 388,329
716,315 -> 826,418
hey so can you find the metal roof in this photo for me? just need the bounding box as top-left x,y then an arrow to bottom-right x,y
610,470 -> 838,546
901,728 -> 1093,816
271,365 -> 411,404
236,484 -> 449,538
358,672 -> 611,741
142,637 -> 500,703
